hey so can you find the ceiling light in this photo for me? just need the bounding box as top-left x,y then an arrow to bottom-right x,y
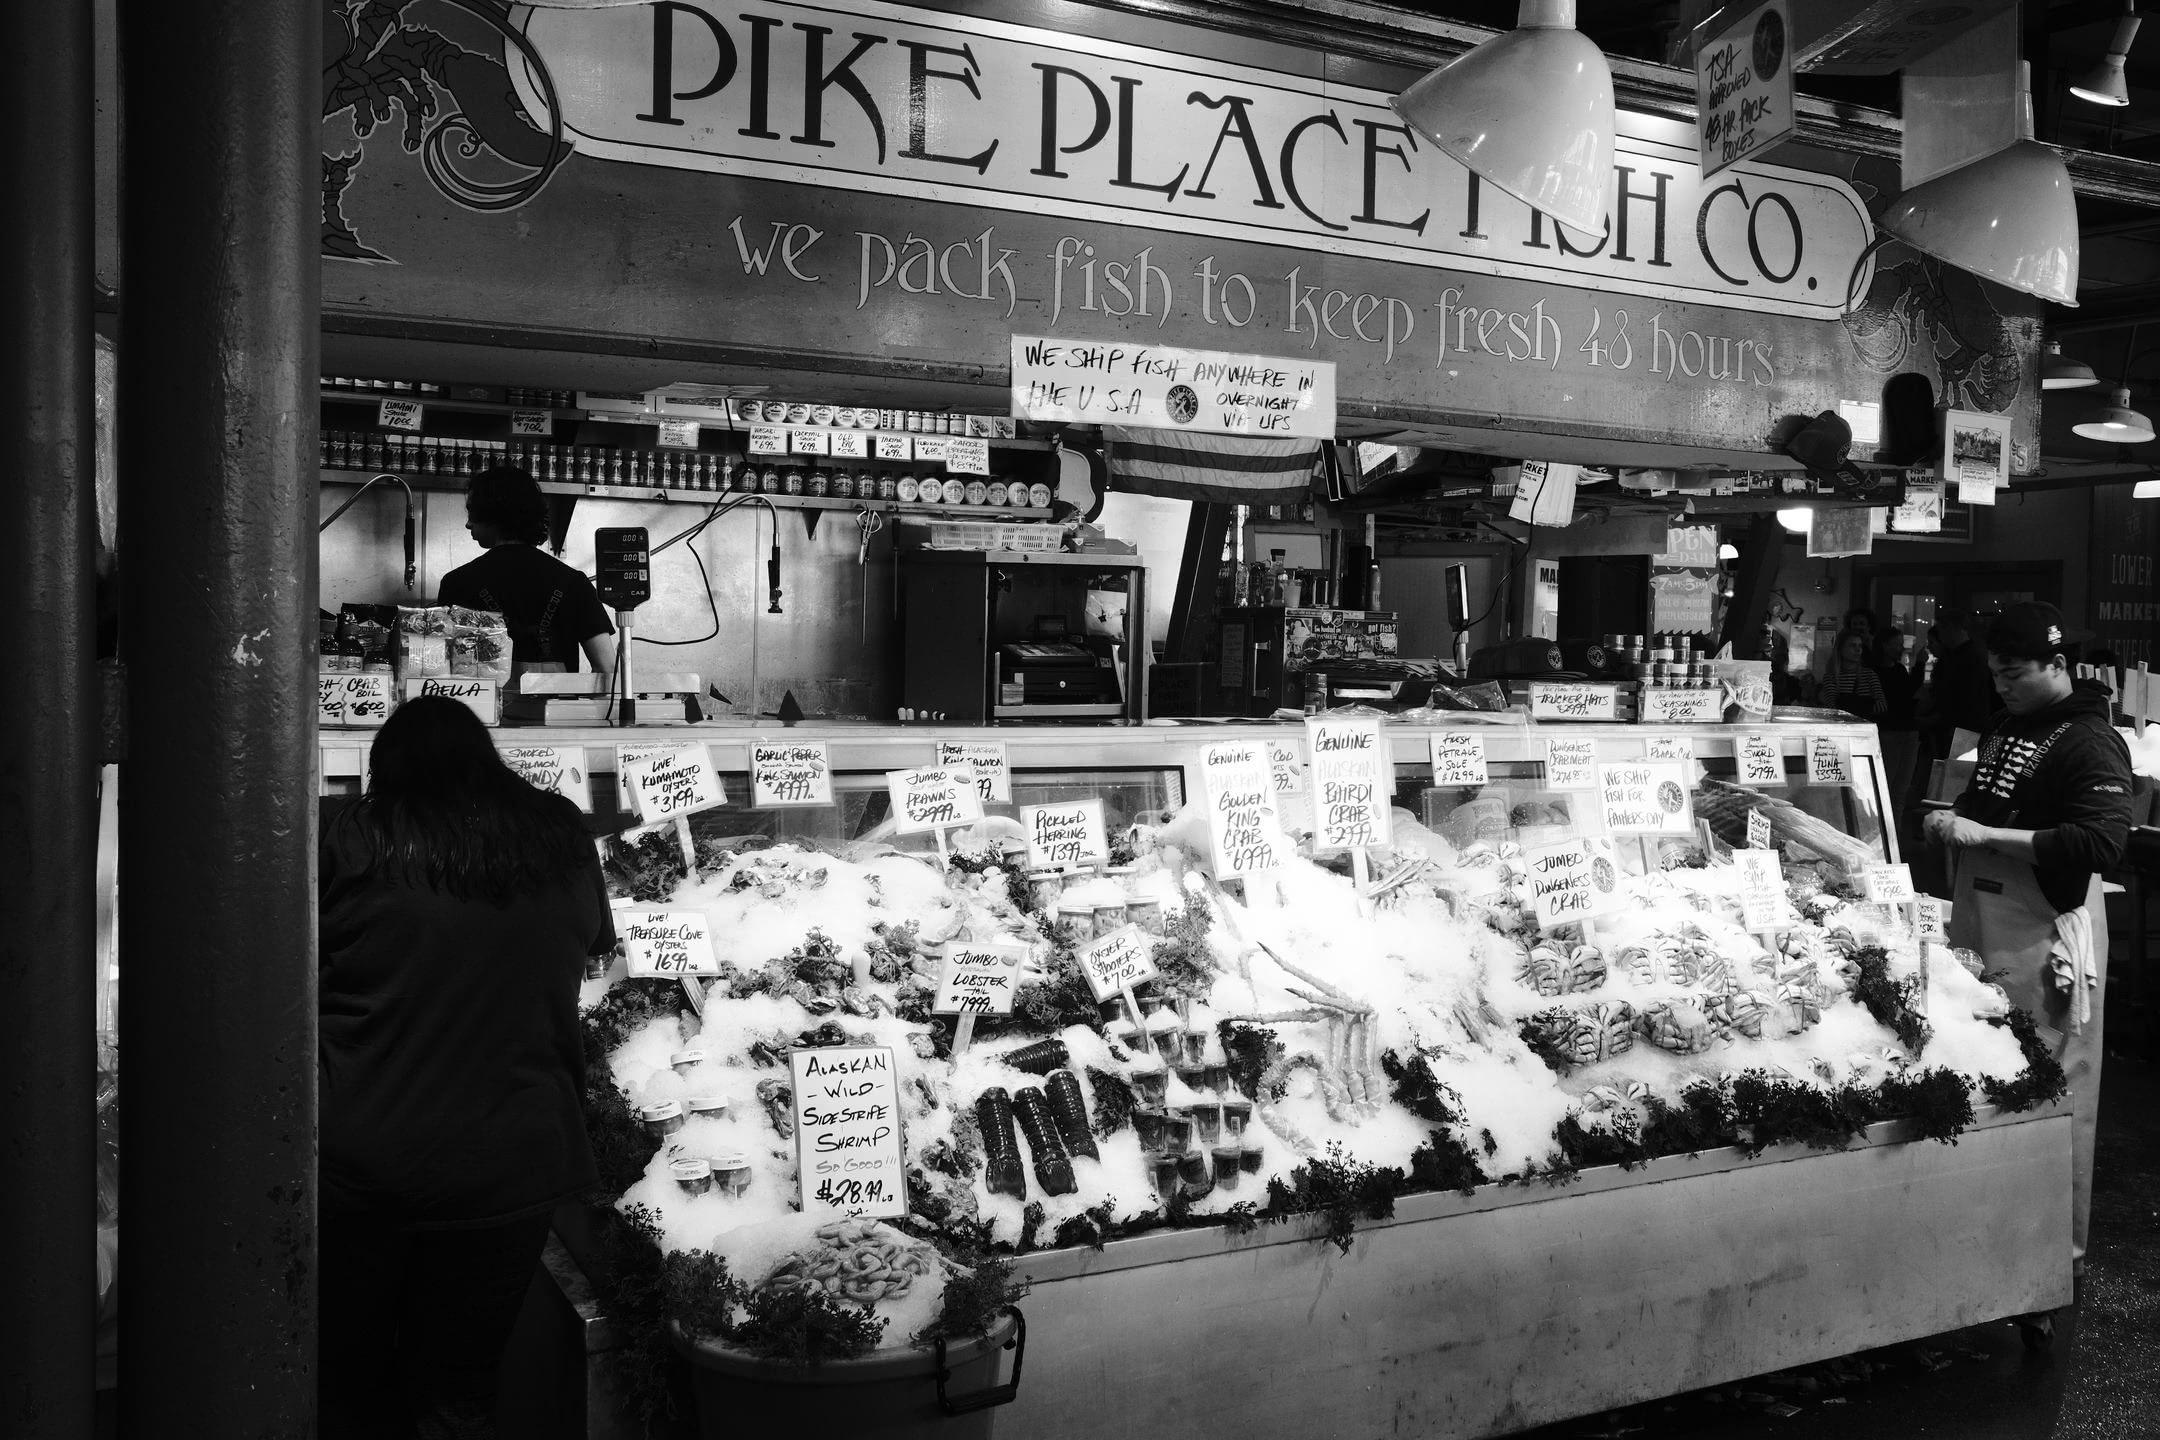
1878,67 -> 2079,306
2073,387 -> 2157,444
1718,542 -> 1740,560
2070,8 -> 2140,106
1777,508 -> 1813,532
1389,0 -> 1615,238
2134,478 -> 2160,498
2042,340 -> 2100,390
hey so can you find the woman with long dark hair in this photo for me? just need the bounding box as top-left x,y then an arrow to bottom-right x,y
318,696 -> 614,1437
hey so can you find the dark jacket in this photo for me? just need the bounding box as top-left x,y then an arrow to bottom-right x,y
1931,636 -> 2001,738
1954,680 -> 2135,914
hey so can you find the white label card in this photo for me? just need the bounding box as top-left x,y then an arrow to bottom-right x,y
338,673 -> 393,726
1268,740 -> 1312,833
1646,735 -> 1694,762
1747,809 -> 1773,850
1544,737 -> 1597,790
831,430 -> 869,460
1808,735 -> 1852,786
1598,761 -> 1695,834
1200,740 -> 1290,877
377,398 -> 423,432
1736,733 -> 1785,786
747,425 -> 788,455
933,940 -> 1028,1016
1021,799 -> 1108,872
622,746 -> 726,821
1735,849 -> 1786,932
1525,838 -> 1625,929
791,1048 -> 908,1221
750,741 -> 834,808
621,910 -> 719,976
1307,716 -> 1393,851
945,437 -> 991,474
1428,732 -> 1490,788
935,740 -> 1011,804
1917,896 -> 1950,941
1864,863 -> 1916,903
885,766 -> 984,834
318,676 -> 345,726
790,428 -> 830,455
1957,478 -> 1997,506
501,746 -> 593,814
874,433 -> 913,461
1075,924 -> 1160,1001
1639,688 -> 1725,724
657,418 -> 700,449
1529,682 -> 1618,721
913,434 -> 952,463
509,409 -> 552,436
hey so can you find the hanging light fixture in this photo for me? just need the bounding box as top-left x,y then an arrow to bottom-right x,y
2133,477 -> 2160,498
1878,65 -> 2080,305
1777,508 -> 1813,532
2074,387 -> 2157,443
2070,4 -> 2141,106
1718,542 -> 1740,560
1389,0 -> 1615,237
2042,339 -> 2100,389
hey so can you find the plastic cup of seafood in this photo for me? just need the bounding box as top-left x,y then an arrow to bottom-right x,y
1151,1030 -> 1181,1065
1180,1031 -> 1208,1066
1137,993 -> 1166,1017
1189,1102 -> 1223,1145
712,1151 -> 754,1198
1092,901 -> 1129,936
1133,1108 -> 1168,1152
1106,863 -> 1138,894
1203,1063 -> 1230,1095
639,1099 -> 685,1139
671,1157 -> 713,1197
1112,1020 -> 1148,1055
1221,1098 -> 1252,1136
1054,902 -> 1096,945
1129,898 -> 1165,935
686,1094 -> 730,1122
1173,1062 -> 1209,1094
1211,1144 -> 1243,1191
1027,871 -> 1065,910
669,1048 -> 708,1078
1161,1113 -> 1194,1154
1151,1153 -> 1181,1197
1131,1063 -> 1168,1107
1239,1143 -> 1265,1175
1177,1149 -> 1214,1199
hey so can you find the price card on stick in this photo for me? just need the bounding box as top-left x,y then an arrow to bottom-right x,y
1268,740 -> 1312,834
623,746 -> 726,822
1646,735 -> 1694,762
502,746 -> 593,813
1308,716 -> 1393,864
936,740 -> 1011,804
1021,799 -> 1107,872
751,741 -> 834,808
1076,925 -> 1160,1002
1545,737 -> 1597,790
1917,896 -> 1951,941
1864,864 -> 1916,904
791,1047 -> 908,1221
1598,761 -> 1695,834
1428,732 -> 1489,787
932,938 -> 1029,1054
620,911 -> 719,977
1808,735 -> 1852,785
885,767 -> 983,863
1746,809 -> 1773,850
1735,850 -> 1786,933
377,398 -> 423,431
1200,741 -> 1290,881
1736,733 -> 1785,787
1525,838 -> 1625,929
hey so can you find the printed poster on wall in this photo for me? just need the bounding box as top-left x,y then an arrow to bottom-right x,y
1011,335 -> 1336,438
1943,409 -> 2011,493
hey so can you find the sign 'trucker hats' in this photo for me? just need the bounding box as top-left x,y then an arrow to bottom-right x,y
1985,602 -> 2087,663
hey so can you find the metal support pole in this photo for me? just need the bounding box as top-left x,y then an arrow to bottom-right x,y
1165,501 -> 1233,663
1718,514 -> 1787,659
0,0 -> 100,1431
117,0 -> 321,1432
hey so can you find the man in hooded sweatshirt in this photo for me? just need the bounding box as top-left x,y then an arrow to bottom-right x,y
1923,602 -> 2131,1288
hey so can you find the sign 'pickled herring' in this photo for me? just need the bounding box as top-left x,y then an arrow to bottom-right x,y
501,745 -> 593,813
1597,760 -> 1694,834
622,745 -> 726,821
790,1047 -> 908,1220
1200,740 -> 1290,877
1525,837 -> 1625,929
885,766 -> 983,834
1076,924 -> 1159,1002
751,740 -> 833,807
936,739 -> 1011,804
932,939 -> 1028,1016
1021,798 -> 1108,872
1307,715 -> 1392,852
621,911 -> 719,977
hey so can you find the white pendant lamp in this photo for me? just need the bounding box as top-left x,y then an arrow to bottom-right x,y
2070,8 -> 2140,106
1777,508 -> 1813,532
1878,67 -> 2080,306
2042,340 -> 2100,390
1389,0 -> 1615,238
2134,478 -> 2160,498
2074,387 -> 2156,444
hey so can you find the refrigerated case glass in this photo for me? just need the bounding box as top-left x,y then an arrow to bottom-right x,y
679,767 -> 1184,849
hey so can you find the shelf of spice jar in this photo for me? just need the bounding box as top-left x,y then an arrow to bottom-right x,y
318,469 -> 1053,519
319,384 -> 582,415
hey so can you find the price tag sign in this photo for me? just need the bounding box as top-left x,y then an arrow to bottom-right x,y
1075,925 -> 1160,1002
1864,863 -> 1916,904
406,676 -> 499,725
748,425 -> 788,455
932,939 -> 1028,1016
1428,732 -> 1489,787
936,740 -> 1011,804
1544,737 -> 1597,790
1808,735 -> 1852,786
1917,896 -> 1950,941
913,434 -> 952,463
789,428 -> 830,455
1528,682 -> 1618,721
510,409 -> 552,436
620,910 -> 719,976
1735,849 -> 1786,932
1957,477 -> 1998,507
1308,716 -> 1393,851
1646,735 -> 1694,762
1200,740 -> 1290,877
339,673 -> 393,727
1268,740 -> 1312,833
657,418 -> 700,449
1021,799 -> 1107,872
1525,837 -> 1625,929
945,437 -> 991,474
317,676 -> 345,726
378,398 -> 423,432
502,745 -> 593,814
831,430 -> 870,460
751,741 -> 833,808
1639,688 -> 1725,724
874,433 -> 913,461
1746,809 -> 1773,850
885,766 -> 983,834
1736,733 -> 1785,787
791,1047 -> 908,1221
1598,761 -> 1694,834
622,746 -> 726,821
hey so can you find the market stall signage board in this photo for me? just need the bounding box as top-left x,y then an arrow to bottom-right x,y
1076,924 -> 1159,1001
936,740 -> 1011,804
1308,716 -> 1392,851
932,940 -> 1027,1016
886,766 -> 984,834
403,676 -> 500,725
1864,864 -> 1916,904
1021,799 -> 1108,872
1645,736 -> 1694,762
1737,733 -> 1785,786
1528,682 -> 1619,722
1012,335 -> 1336,438
1597,761 -> 1694,834
1428,732 -> 1489,787
1694,0 -> 1794,176
1808,736 -> 1852,785
502,745 -> 593,813
1638,688 -> 1725,724
1545,737 -> 1597,790
1735,849 -> 1786,931
1268,740 -> 1312,833
1525,838 -> 1625,929
790,1047 -> 908,1220
621,910 -> 719,977
622,746 -> 726,821
1200,740 -> 1290,878
750,741 -> 834,808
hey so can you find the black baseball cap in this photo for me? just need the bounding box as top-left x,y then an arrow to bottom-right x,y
1985,602 -> 2083,664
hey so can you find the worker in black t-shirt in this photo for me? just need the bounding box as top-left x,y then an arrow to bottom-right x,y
438,467 -> 615,683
